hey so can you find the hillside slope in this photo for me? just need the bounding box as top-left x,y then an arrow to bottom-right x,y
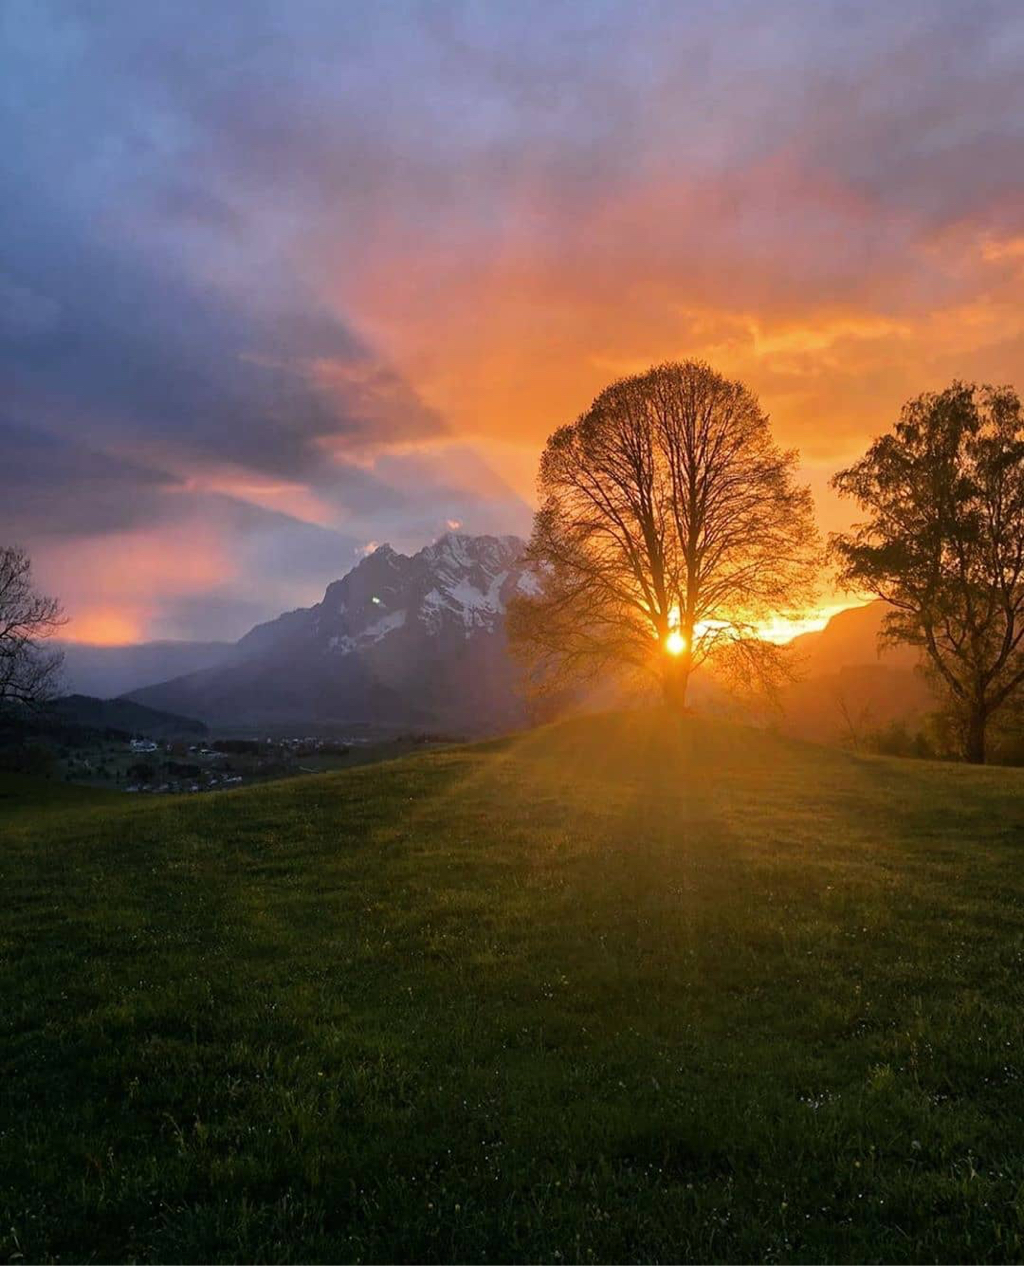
3,713 -> 1024,1263
788,600 -> 919,675
779,602 -> 935,743
45,693 -> 207,738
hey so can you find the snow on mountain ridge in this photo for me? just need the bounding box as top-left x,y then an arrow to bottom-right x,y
127,531 -> 533,733
234,533 -> 529,659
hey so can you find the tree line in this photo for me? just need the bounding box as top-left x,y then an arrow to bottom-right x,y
5,362 -> 1024,765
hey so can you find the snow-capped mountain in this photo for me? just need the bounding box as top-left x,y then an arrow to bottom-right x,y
126,534 -> 533,733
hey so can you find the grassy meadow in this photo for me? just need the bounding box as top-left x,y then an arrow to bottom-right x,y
2,711 -> 1024,1263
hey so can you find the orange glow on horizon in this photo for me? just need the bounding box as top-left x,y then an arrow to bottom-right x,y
65,609 -> 144,646
652,601 -> 868,655
33,525 -> 235,647
757,601 -> 871,645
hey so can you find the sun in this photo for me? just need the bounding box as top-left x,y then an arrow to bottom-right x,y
665,629 -> 686,656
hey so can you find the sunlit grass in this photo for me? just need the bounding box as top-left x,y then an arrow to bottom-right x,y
2,711 -> 1024,1262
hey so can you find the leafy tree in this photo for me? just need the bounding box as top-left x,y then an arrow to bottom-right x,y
831,382 -> 1024,763
509,361 -> 820,710
0,546 -> 65,709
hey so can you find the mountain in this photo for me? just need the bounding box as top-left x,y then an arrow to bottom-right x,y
779,601 -> 934,744
127,533 -> 533,734
44,694 -> 208,739
788,600 -> 919,677
119,550 -> 938,744
56,639 -> 232,699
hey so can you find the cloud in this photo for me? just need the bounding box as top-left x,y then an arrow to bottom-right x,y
0,419 -> 184,539
4,0 -> 1024,637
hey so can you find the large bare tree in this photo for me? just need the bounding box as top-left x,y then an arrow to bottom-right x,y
831,382 -> 1024,764
0,546 -> 65,709
508,361 -> 820,710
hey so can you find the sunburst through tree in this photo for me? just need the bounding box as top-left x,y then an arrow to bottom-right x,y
509,361 -> 821,711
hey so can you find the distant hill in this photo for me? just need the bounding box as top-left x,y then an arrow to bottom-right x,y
788,600 -> 919,676
56,639 -> 232,699
778,664 -> 935,744
128,533 -> 532,734
45,694 -> 207,739
780,601 -> 933,744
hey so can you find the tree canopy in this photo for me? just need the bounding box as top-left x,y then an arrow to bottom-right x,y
831,382 -> 1024,763
509,361 -> 819,710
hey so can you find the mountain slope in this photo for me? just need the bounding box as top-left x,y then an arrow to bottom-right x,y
45,694 -> 207,739
781,601 -> 932,743
128,533 -> 531,733
789,600 -> 919,676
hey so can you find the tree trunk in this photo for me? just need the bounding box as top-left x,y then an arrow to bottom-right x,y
662,657 -> 690,713
964,705 -> 987,764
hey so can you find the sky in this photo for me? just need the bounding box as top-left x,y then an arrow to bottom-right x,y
3,1 -> 1024,645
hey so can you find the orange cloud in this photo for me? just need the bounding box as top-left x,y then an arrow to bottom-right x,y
316,179 -> 1024,553
980,235 -> 1024,263
179,468 -> 337,528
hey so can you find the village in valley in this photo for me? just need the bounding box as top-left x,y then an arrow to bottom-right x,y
55,728 -> 451,794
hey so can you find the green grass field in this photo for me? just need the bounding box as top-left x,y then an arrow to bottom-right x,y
2,712 -> 1024,1263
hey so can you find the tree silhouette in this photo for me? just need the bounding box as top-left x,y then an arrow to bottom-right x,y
0,546 -> 65,709
831,382 -> 1024,763
509,361 -> 819,711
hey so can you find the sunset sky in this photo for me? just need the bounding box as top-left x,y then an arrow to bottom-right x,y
4,1 -> 1024,644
